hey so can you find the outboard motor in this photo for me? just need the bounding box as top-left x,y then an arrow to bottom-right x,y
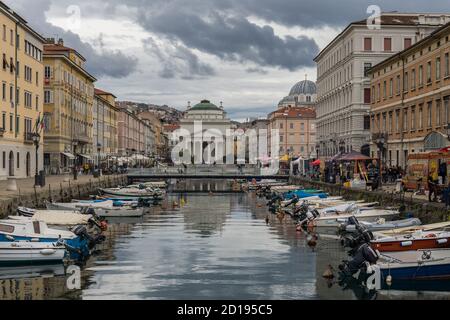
338,243 -> 379,276
267,194 -> 283,213
340,216 -> 374,255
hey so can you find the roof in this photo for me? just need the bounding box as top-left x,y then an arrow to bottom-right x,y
269,106 -> 316,119
95,88 -> 117,98
289,80 -> 317,96
190,100 -> 222,111
44,43 -> 86,62
314,13 -> 447,62
0,2 -> 46,43
369,21 -> 450,73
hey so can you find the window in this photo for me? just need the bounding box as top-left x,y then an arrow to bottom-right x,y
2,152 -> 4,169
279,123 -> 283,129
427,61 -> 432,83
389,78 -> 393,97
1,113 -> 4,130
404,38 -> 412,49
35,96 -> 39,110
290,123 -> 294,129
437,99 -> 442,126
24,91 -> 32,108
377,83 -> 380,101
364,37 -> 372,51
396,75 -> 401,95
419,105 -> 423,129
1,82 -> 5,100
16,116 -> 19,133
396,110 -> 400,133
364,115 -> 370,130
436,57 -> 441,80
44,90 -> 53,104
419,65 -> 423,86
364,88 -> 371,103
36,71 -> 39,86
445,53 -> 449,77
388,112 -> 393,133
44,66 -> 51,79
2,25 -> 5,41
411,107 -> 415,130
428,101 -> 432,127
403,109 -> 408,131
411,69 -> 416,89
24,66 -> 32,82
9,114 -> 12,132
446,97 -> 450,124
364,63 -> 372,77
16,152 -> 19,169
383,81 -> 387,99
404,72 -> 408,91
384,38 -> 392,51
280,135 -> 283,142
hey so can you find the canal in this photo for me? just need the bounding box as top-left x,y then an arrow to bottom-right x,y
1,191 -> 450,300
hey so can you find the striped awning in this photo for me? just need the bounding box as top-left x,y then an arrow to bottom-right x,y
61,152 -> 75,160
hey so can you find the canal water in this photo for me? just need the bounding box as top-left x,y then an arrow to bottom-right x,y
1,191 -> 450,300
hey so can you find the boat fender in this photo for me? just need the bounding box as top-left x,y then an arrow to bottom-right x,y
40,249 -> 56,256
437,238 -> 448,245
386,275 -> 392,286
400,241 -> 413,247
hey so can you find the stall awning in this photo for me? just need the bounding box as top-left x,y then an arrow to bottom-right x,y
79,154 -> 92,160
62,152 -> 75,160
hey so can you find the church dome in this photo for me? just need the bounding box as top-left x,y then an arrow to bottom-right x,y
190,100 -> 221,111
289,80 -> 317,96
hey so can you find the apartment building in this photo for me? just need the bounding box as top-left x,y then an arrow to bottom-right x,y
0,2 -> 45,179
314,13 -> 450,160
369,22 -> 450,168
93,88 -> 118,164
42,38 -> 96,174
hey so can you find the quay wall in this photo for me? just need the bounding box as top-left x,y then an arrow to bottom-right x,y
0,175 -> 128,219
290,176 -> 450,224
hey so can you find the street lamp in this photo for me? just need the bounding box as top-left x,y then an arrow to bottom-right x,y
32,133 -> 40,187
72,141 -> 78,180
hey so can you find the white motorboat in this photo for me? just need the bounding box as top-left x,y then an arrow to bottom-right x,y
99,187 -> 164,198
310,209 -> 399,228
45,203 -> 145,218
0,218 -> 76,242
0,241 -> 66,265
16,207 -> 93,226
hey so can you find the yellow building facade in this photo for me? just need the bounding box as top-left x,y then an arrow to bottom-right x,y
0,2 -> 45,179
42,39 -> 96,174
94,88 -> 118,165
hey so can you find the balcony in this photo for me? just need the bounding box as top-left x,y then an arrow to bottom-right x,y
24,132 -> 34,144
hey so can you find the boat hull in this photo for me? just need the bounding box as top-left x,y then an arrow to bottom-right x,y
371,237 -> 450,252
0,242 -> 65,265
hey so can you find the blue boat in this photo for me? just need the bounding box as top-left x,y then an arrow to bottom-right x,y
0,219 -> 101,261
283,190 -> 328,200
379,249 -> 450,281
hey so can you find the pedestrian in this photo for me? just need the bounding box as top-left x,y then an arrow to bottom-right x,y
428,169 -> 437,202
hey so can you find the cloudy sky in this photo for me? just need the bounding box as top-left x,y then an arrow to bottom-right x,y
5,0 -> 450,120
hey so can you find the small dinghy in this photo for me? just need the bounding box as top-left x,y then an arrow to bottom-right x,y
99,187 -> 164,199
371,230 -> 450,252
342,218 -> 422,233
0,241 -> 66,265
17,207 -> 93,225
45,203 -> 145,218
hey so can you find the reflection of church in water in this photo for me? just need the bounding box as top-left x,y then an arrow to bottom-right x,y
181,194 -> 231,238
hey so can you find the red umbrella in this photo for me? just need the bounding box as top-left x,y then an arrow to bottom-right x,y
312,159 -> 321,166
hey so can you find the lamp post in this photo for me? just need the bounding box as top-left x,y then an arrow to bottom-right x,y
72,141 -> 78,180
32,133 -> 40,187
374,133 -> 387,188
97,143 -> 102,176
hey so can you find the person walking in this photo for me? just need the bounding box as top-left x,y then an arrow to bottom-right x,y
428,169 -> 437,202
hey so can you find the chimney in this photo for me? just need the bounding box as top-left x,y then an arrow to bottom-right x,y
57,38 -> 64,46
46,38 -> 55,44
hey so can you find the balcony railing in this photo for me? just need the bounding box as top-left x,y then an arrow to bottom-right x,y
24,132 -> 34,144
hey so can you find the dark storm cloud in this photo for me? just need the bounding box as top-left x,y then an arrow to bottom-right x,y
246,68 -> 268,75
140,11 -> 319,71
143,37 -> 216,79
5,0 -> 138,79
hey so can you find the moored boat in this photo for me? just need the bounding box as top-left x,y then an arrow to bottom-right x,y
0,241 -> 66,265
371,230 -> 450,252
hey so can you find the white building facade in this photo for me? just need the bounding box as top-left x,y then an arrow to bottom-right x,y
314,13 -> 450,159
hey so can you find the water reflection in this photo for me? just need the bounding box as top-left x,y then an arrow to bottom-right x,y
1,192 -> 450,300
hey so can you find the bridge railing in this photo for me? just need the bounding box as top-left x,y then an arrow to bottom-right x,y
127,165 -> 279,176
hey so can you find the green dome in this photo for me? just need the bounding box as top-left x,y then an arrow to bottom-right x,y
190,100 -> 221,111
